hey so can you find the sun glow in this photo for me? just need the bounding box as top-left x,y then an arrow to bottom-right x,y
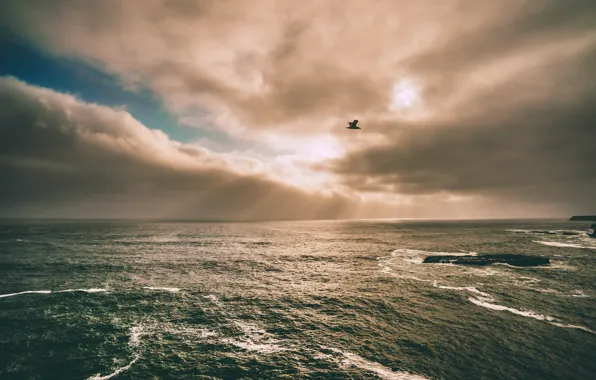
390,78 -> 421,111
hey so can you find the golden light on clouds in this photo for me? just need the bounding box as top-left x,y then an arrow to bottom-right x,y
1,0 -> 595,219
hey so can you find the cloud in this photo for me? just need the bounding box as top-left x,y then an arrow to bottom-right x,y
4,0 -> 573,135
0,77 -> 355,220
324,45 -> 596,212
2,1 -> 596,217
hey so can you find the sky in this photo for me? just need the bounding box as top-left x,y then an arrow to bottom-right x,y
1,0 -> 595,220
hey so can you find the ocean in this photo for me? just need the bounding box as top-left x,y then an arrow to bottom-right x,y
0,219 -> 595,380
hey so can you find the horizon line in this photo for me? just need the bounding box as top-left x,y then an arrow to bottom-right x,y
0,216 -> 575,223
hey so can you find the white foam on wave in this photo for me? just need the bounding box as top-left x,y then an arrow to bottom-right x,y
533,241 -> 596,249
201,293 -> 287,354
223,338 -> 286,354
395,275 -> 434,283
494,262 -> 573,271
433,283 -> 494,302
468,297 -> 555,321
203,294 -> 221,304
319,346 -> 429,380
433,282 -> 594,334
526,287 -> 590,298
129,326 -> 145,347
0,288 -> 108,298
571,290 -> 589,298
511,277 -> 589,298
224,320 -> 287,354
57,288 -> 108,294
378,248 -> 480,276
508,229 -> 586,235
142,286 -> 180,293
468,297 -> 595,334
87,354 -> 140,380
517,276 -> 541,284
87,325 -> 144,380
392,248 -> 477,257
0,290 -> 52,298
164,324 -> 218,340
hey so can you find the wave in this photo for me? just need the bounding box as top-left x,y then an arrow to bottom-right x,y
319,346 -> 429,380
57,288 -> 108,293
377,248 -> 476,271
203,294 -> 223,308
392,248 -> 477,258
533,240 -> 596,249
433,284 -> 494,302
468,297 -> 595,334
0,290 -> 52,298
377,248 -> 491,284
87,325 -> 144,380
432,282 -> 594,334
142,286 -> 180,293
0,288 -> 108,298
507,229 -> 587,236
201,293 -> 287,354
224,319 -> 287,354
523,287 -> 589,298
87,354 -> 140,380
494,262 -> 574,270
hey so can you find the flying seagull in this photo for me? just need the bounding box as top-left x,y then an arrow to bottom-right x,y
347,120 -> 360,129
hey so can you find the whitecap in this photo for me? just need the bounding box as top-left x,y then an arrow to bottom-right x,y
434,284 -> 494,302
525,287 -> 589,298
319,346 -> 429,380
223,338 -> 287,354
57,288 -> 109,294
129,326 -> 145,347
87,353 -> 140,380
393,275 -> 435,283
224,320 -> 287,354
87,325 -> 144,380
0,290 -> 52,298
203,294 -> 223,307
0,288 -> 109,299
142,286 -> 180,293
392,248 -> 477,257
533,240 -> 595,249
164,325 -> 218,340
468,297 -> 594,334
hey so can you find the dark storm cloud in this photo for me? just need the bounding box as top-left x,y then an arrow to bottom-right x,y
0,77 -> 354,219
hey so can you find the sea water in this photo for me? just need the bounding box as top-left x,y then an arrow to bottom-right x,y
0,219 -> 594,379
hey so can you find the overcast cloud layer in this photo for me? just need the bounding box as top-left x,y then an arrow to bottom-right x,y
1,0 -> 595,218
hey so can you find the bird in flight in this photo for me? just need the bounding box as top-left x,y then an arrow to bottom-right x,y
347,120 -> 360,129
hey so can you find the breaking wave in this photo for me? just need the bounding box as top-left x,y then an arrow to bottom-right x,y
142,286 -> 180,293
318,346 -> 429,380
533,241 -> 596,249
87,325 -> 144,380
0,288 -> 108,298
433,283 -> 594,334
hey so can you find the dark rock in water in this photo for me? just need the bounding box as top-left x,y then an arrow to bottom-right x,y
562,231 -> 581,236
423,254 -> 550,267
569,215 -> 596,221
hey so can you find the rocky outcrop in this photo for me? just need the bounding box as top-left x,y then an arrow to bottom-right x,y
423,254 -> 549,267
569,215 -> 596,221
